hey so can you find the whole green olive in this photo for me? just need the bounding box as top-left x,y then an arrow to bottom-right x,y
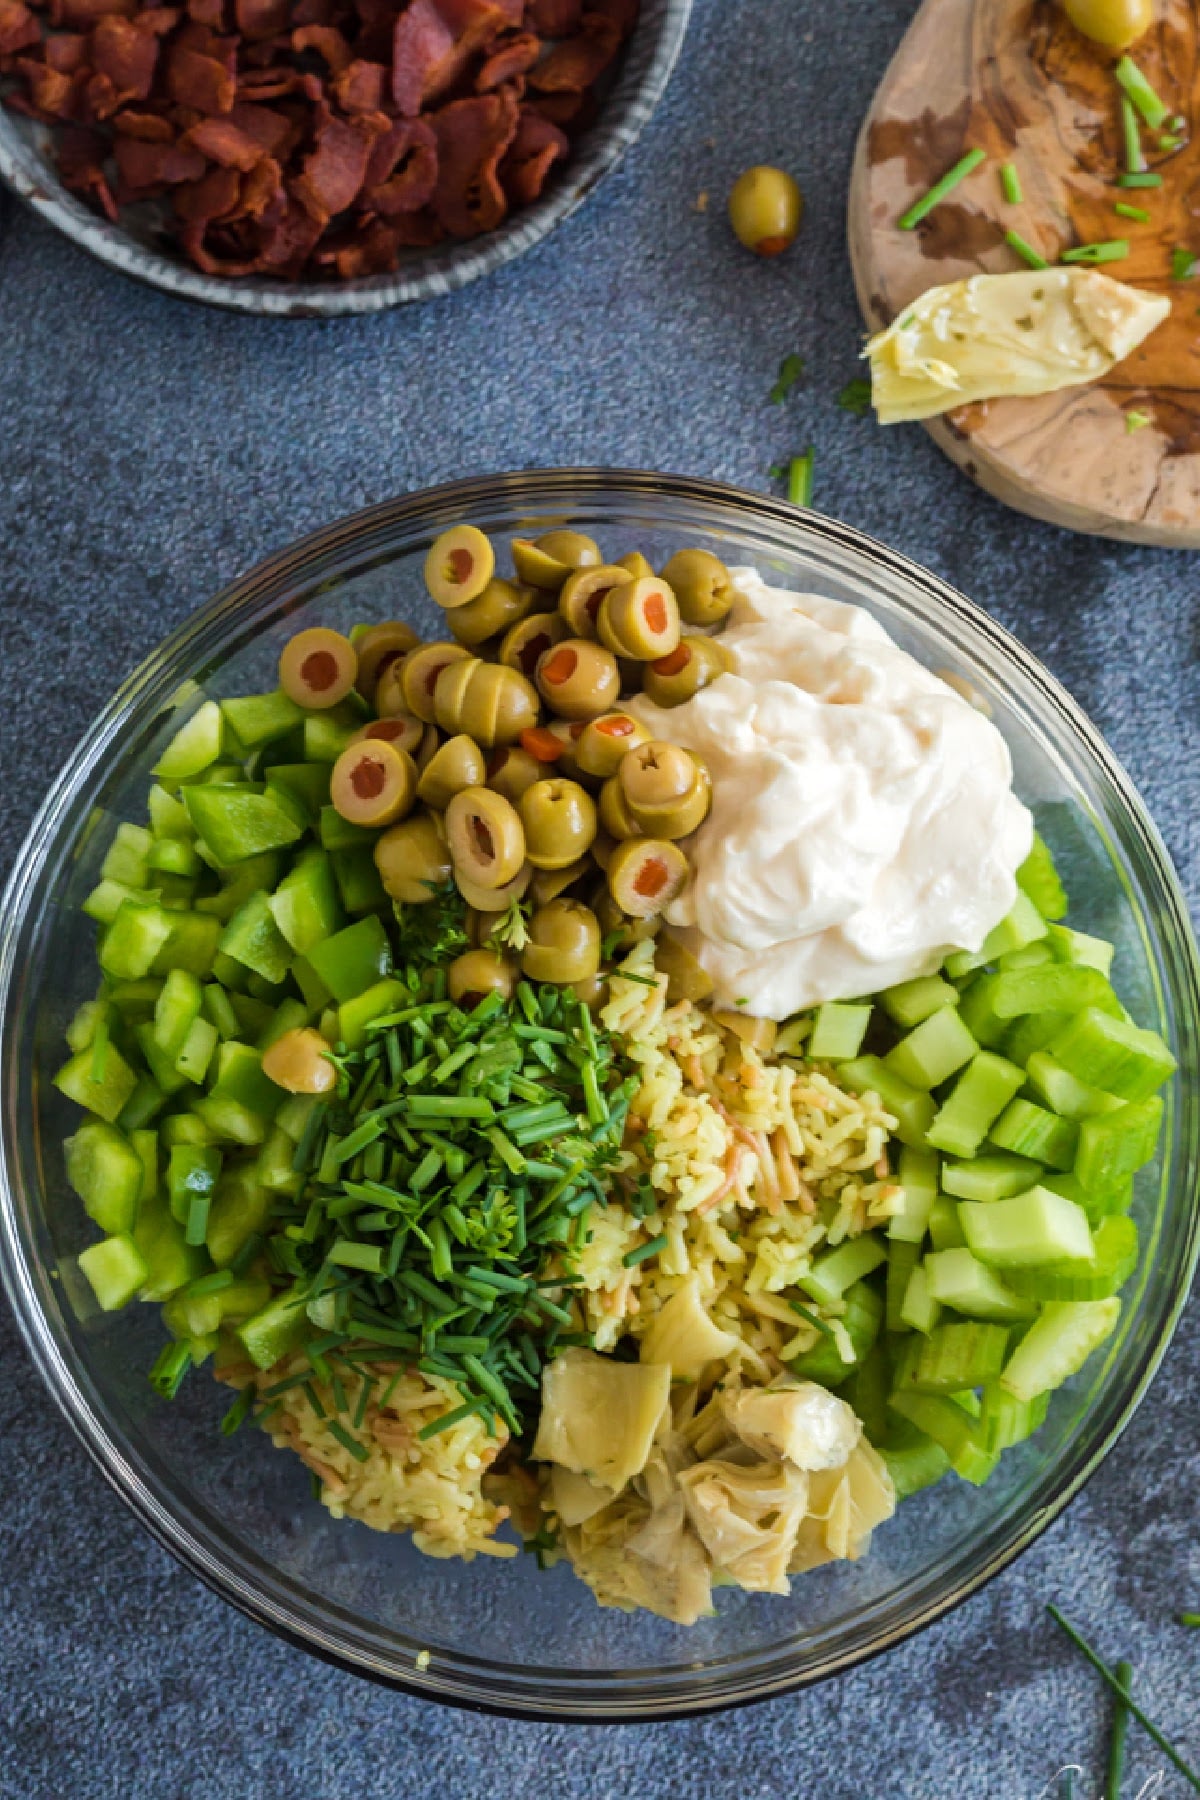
486,745 -> 545,803
456,861 -> 532,912
727,165 -> 803,256
349,714 -> 424,757
606,836 -> 690,919
425,525 -> 495,608
597,577 -> 682,661
617,550 -> 654,581
521,899 -> 601,984
1064,0 -> 1151,47
434,658 -> 540,747
575,711 -> 651,780
642,635 -> 731,708
498,611 -> 570,682
353,621 -> 421,703
571,972 -> 606,1009
520,778 -> 598,870
536,638 -> 620,722
374,814 -> 452,904
445,786 -> 526,889
447,947 -> 518,1006
400,642 -> 471,724
660,548 -> 736,627
598,774 -> 642,840
416,733 -> 487,809
558,564 -> 630,639
619,741 -> 711,839
447,577 -> 537,649
512,530 -> 602,590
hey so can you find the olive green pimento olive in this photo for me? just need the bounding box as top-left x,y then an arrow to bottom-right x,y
486,745 -> 544,803
598,775 -> 641,840
434,657 -> 539,747
653,934 -> 715,1003
353,621 -> 421,702
445,786 -> 526,890
619,740 -> 711,838
1064,0 -> 1151,48
546,717 -> 586,774
330,738 -> 417,829
498,611 -> 570,682
512,530 -> 602,589
447,948 -> 518,1006
425,525 -> 495,609
661,548 -> 736,627
262,1026 -> 337,1095
279,627 -> 358,710
350,716 -> 424,759
374,658 -> 413,718
455,861 -> 532,912
618,550 -> 654,581
536,639 -> 620,721
520,778 -> 598,870
521,899 -> 601,984
400,642 -> 471,724
374,814 -> 452,904
606,837 -> 689,919
642,635 -> 730,708
575,711 -> 651,779
597,576 -> 682,661
446,577 -> 536,649
417,733 -> 487,809
728,164 -> 803,256
558,565 -> 629,639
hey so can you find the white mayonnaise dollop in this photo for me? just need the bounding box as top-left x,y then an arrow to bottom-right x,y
626,569 -> 1033,1019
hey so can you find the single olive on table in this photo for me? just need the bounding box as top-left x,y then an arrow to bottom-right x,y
727,165 -> 804,256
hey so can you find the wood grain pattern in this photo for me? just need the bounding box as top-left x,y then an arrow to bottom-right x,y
849,0 -> 1200,544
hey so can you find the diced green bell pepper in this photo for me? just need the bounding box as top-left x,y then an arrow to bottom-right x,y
237,1284 -> 309,1369
268,849 -> 343,954
299,914 -> 391,1003
153,967 -> 203,1059
209,1040 -> 283,1119
148,909 -> 222,978
66,1121 -> 143,1234
206,1164 -> 276,1266
220,690 -> 305,751
219,891 -> 293,986
153,700 -> 225,783
330,845 -> 388,916
100,898 -> 173,981
184,783 -> 306,867
55,1043 -> 139,1124
134,1195 -> 209,1300
167,1143 -> 223,1227
78,1234 -> 148,1311
265,763 -> 332,826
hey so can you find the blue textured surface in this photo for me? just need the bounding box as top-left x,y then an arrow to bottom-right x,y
1,0 -> 1198,1794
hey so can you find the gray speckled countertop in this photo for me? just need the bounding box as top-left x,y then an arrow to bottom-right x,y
1,1 -> 1198,1794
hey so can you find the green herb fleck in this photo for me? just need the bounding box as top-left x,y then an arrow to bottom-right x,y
769,352 -> 805,404
1061,239 -> 1129,266
786,449 -> 814,508
1005,229 -> 1049,271
1000,162 -> 1022,205
1114,55 -> 1169,131
1171,246 -> 1197,280
837,378 -> 873,418
897,147 -> 986,230
1113,201 -> 1150,222
1125,410 -> 1151,433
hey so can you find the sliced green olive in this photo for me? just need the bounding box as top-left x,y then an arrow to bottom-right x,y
606,837 -> 689,918
728,165 -> 803,256
486,745 -> 544,804
597,577 -> 682,662
330,738 -> 417,829
598,775 -> 642,841
279,628 -> 358,711
416,733 -> 487,810
511,529 -> 602,591
588,828 -> 617,872
447,577 -> 537,649
654,934 -> 715,1003
425,525 -> 495,609
713,1009 -> 777,1056
536,639 -> 620,722
400,642 -> 471,725
519,778 -> 597,870
447,948 -> 518,1005
353,621 -> 421,702
374,814 -> 452,903
445,786 -> 526,889
575,711 -> 651,780
530,855 -> 593,906
617,550 -> 654,581
642,636 -> 730,708
349,714 -> 424,756
498,611 -> 570,682
558,564 -> 630,639
455,861 -> 532,912
660,549 -> 736,627
415,723 -> 441,772
521,899 -> 601,984
434,658 -> 540,747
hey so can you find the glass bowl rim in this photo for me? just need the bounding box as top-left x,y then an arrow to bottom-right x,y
2,467 -> 1197,1720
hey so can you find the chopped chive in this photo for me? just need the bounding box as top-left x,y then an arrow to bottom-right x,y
1179,1613 -> 1200,1627
1061,239 -> 1129,265
262,1370 -> 310,1399
1047,1606 -> 1200,1793
328,1240 -> 383,1273
1105,1659 -> 1132,1800
418,1398 -> 483,1439
623,1232 -> 669,1268
1120,93 -> 1146,174
352,1374 -> 371,1430
397,1269 -> 459,1314
769,352 -> 805,404
327,1419 -> 370,1463
1158,133 -> 1184,151
404,1094 -> 494,1119
1005,228 -> 1049,270
1000,162 -> 1022,205
786,449 -> 814,508
330,1368 -> 349,1415
897,146 -> 986,229
1117,171 -> 1163,188
837,377 -> 873,417
1125,410 -> 1151,433
1114,201 -> 1150,222
1114,55 -> 1169,131
1171,246 -> 1197,280
182,1268 -> 235,1298
185,1193 -> 211,1247
302,1379 -> 327,1419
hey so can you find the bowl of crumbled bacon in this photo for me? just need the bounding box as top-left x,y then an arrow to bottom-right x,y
0,0 -> 687,312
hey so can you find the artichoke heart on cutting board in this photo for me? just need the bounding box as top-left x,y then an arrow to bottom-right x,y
866,268 -> 1171,424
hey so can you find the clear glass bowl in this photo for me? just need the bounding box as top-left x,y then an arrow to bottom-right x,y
1,471 -> 1197,1720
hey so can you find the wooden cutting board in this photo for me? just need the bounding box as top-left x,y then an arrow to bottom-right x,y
848,0 -> 1200,545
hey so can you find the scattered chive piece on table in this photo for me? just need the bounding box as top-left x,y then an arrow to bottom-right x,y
1047,1605 -> 1200,1794
1120,93 -> 1146,174
1171,246 -> 1197,280
837,378 -> 873,417
1125,410 -> 1150,432
1000,162 -> 1023,205
1117,171 -> 1163,188
769,353 -> 805,403
1114,202 -> 1150,222
1115,55 -> 1169,131
1158,133 -> 1185,151
1061,240 -> 1129,266
1180,1613 -> 1200,1627
897,147 -> 986,230
787,449 -> 814,508
1006,228 -> 1049,271
1105,1660 -> 1133,1800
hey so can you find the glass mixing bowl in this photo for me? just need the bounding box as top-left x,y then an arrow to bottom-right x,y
1,471 -> 1197,1720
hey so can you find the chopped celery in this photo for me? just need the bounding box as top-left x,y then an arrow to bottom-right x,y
1006,1214 -> 1138,1301
256,1125 -> 304,1197
153,700 -> 224,783
998,943 -> 1054,971
135,1022 -> 188,1098
928,1195 -> 967,1250
941,1152 -> 1043,1203
888,1145 -> 939,1243
1049,1009 -> 1177,1102
146,837 -> 201,883
66,1121 -> 143,1235
880,974 -> 959,1028
900,1262 -> 942,1333
1016,833 -> 1068,921
989,1097 -> 1078,1170
980,1381 -> 1049,1454
843,1343 -> 893,1444
887,1389 -> 997,1485
1003,1011 -> 1069,1066
959,1185 -> 1093,1268
1075,1097 -> 1163,1199
926,1052 -> 1025,1158
798,1235 -> 888,1306
1000,1298 -> 1121,1402
258,997 -> 308,1052
980,891 -> 1048,960
885,1008 -> 978,1091
924,1249 -> 1036,1323
886,1240 -> 921,1333
202,982 -> 242,1042
881,1425 -> 952,1498
790,1280 -> 883,1385
54,1043 -> 139,1124
808,1002 -> 872,1061
1043,1169 -> 1133,1225
1046,922 -> 1114,976
148,783 -> 195,841
78,1234 -> 148,1311
192,1094 -> 269,1147
894,1320 -> 1010,1393
129,1128 -> 158,1204
83,877 -> 149,927
116,1074 -> 167,1132
989,964 -> 1116,1020
1024,1050 -> 1123,1122
956,974 -> 1011,1050
836,1055 -> 936,1149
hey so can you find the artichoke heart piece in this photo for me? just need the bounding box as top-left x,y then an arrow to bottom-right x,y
639,1275 -> 740,1383
532,1348 -> 671,1493
788,1440 -> 897,1575
679,1456 -> 810,1595
866,269 -> 1170,424
723,1376 -> 861,1471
